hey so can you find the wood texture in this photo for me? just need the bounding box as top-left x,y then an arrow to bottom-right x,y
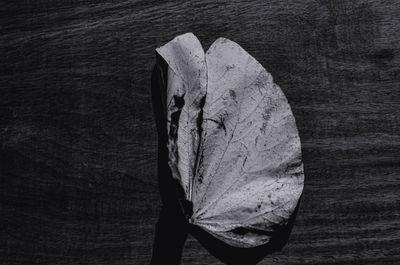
1,0 -> 399,264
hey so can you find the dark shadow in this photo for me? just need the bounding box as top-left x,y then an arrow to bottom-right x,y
150,54 -> 189,265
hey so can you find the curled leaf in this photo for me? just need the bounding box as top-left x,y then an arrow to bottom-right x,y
156,33 -> 304,248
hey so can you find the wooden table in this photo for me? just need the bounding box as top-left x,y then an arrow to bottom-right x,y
1,0 -> 399,264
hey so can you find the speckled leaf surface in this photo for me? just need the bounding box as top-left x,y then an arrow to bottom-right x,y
156,33 -> 304,248
156,34 -> 207,200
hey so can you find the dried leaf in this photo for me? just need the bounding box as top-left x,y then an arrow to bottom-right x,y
156,33 -> 304,248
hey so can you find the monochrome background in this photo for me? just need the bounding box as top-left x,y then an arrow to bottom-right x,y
1,0 -> 399,264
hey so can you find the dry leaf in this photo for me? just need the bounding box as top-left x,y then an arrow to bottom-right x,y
156,33 -> 304,248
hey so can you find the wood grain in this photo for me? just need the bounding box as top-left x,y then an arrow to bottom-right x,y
1,0 -> 399,264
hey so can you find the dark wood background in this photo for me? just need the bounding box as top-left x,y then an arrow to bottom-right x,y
1,0 -> 399,264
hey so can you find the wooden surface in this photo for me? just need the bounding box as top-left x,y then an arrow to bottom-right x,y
1,0 -> 399,264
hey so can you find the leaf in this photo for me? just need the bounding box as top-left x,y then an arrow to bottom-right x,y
156,33 -> 207,200
156,33 -> 304,248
